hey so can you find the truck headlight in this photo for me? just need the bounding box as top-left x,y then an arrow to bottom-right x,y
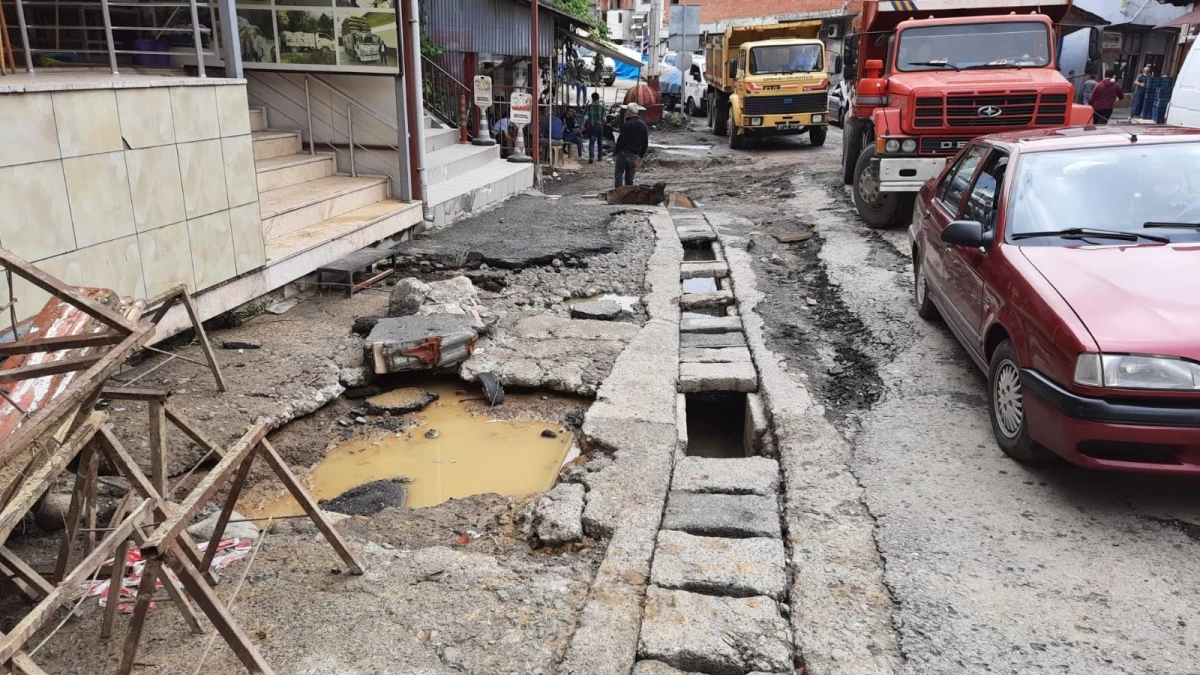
1074,353 -> 1200,390
812,114 -> 824,123
750,117 -> 763,126
901,139 -> 917,153
884,139 -> 900,153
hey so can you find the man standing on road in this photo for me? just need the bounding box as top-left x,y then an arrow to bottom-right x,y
1077,70 -> 1097,105
584,92 -> 607,164
1132,65 -> 1152,118
1088,73 -> 1124,124
613,102 -> 648,188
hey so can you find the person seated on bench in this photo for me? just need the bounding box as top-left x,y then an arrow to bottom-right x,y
539,109 -> 565,156
563,107 -> 584,158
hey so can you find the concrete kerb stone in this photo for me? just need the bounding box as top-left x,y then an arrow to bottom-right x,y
679,261 -> 729,279
679,361 -> 758,393
679,317 -> 743,334
679,347 -> 752,363
717,212 -> 904,674
676,393 -> 688,460
671,456 -> 780,496
560,207 -> 683,675
662,492 -> 782,539
650,530 -> 788,600
679,290 -> 735,311
745,392 -> 770,456
680,332 -> 747,349
633,663 -> 787,675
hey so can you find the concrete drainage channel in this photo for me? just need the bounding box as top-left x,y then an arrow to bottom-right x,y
634,210 -> 796,675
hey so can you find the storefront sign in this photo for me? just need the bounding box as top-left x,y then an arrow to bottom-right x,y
1103,30 -> 1122,51
235,0 -> 399,75
473,76 -> 493,107
511,91 -> 533,125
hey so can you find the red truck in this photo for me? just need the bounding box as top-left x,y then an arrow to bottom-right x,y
842,0 -> 1098,229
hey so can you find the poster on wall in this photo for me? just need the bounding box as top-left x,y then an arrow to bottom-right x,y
235,0 -> 399,74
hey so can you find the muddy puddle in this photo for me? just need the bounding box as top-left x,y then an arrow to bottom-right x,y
242,381 -> 576,517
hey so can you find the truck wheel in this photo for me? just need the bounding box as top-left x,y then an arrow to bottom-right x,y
729,118 -> 745,149
808,125 -> 827,147
853,145 -> 909,230
841,119 -> 863,185
685,98 -> 696,117
713,99 -> 729,137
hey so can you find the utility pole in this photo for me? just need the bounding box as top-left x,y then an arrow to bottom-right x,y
531,0 -> 541,169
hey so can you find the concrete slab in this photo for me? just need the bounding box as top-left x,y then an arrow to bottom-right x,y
745,392 -> 770,455
679,261 -> 729,279
680,290 -> 735,311
363,314 -> 480,374
679,347 -> 752,363
680,317 -> 742,334
651,530 -> 788,599
532,482 -> 585,545
679,332 -> 747,349
679,361 -> 758,393
678,229 -> 717,243
638,587 -> 793,675
671,456 -> 780,496
662,492 -> 781,539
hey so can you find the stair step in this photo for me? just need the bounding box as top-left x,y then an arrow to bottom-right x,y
255,153 -> 336,193
249,106 -> 268,132
426,126 -> 461,153
252,130 -> 302,161
260,175 -> 389,240
425,142 -> 500,186
425,158 -> 534,229
265,199 -> 420,264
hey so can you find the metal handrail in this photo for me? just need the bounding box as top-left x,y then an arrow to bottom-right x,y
421,55 -> 471,131
10,0 -> 210,76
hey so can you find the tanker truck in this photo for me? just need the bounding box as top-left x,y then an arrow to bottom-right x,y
842,0 -> 1098,228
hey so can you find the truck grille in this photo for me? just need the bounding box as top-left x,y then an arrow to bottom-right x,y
913,92 -> 1070,129
743,93 -> 827,116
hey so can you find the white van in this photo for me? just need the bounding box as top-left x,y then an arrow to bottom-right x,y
1167,36 -> 1200,126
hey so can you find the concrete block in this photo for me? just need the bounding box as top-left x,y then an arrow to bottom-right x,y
679,261 -> 729,279
678,229 -> 717,243
672,456 -> 780,496
680,290 -> 735,311
651,530 -> 788,599
744,392 -> 770,455
679,361 -> 758,393
662,492 -> 781,539
675,393 -> 688,457
680,317 -> 743,334
680,332 -> 747,350
680,347 -> 752,363
638,587 -> 793,675
533,482 -> 585,545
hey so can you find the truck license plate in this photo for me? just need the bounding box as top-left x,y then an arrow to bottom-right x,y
776,122 -> 801,130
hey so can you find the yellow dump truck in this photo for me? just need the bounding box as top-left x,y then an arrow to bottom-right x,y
703,21 -> 835,149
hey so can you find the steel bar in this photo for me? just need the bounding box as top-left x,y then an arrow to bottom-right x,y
14,0 -> 34,74
97,0 -> 118,74
187,0 -> 205,77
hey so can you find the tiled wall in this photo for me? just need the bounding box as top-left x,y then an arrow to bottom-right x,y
0,82 -> 265,323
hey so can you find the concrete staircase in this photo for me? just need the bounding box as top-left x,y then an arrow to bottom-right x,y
249,109 -> 420,264
422,121 -> 535,229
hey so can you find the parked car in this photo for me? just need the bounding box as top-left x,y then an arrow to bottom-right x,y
909,125 -> 1200,475
827,79 -> 848,127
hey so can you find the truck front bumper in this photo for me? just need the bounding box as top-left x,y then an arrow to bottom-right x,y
741,112 -> 827,131
870,156 -> 947,192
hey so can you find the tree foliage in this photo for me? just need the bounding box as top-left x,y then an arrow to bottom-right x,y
554,0 -> 610,40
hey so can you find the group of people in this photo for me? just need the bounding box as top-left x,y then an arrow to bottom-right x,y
533,96 -> 651,188
1070,65 -> 1155,124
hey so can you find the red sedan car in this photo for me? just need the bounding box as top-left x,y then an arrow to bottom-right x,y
909,125 -> 1200,475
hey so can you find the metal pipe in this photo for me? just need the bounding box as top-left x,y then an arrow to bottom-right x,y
187,0 -> 205,77
304,77 -> 316,155
14,0 -> 34,74
393,69 -> 413,201
531,0 -> 540,168
347,102 -> 356,177
406,0 -> 432,227
215,0 -> 242,78
97,0 -> 119,73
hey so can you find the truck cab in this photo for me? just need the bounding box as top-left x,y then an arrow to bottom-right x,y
843,1 -> 1097,229
705,22 -> 834,149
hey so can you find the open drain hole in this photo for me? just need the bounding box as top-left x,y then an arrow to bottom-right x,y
685,392 -> 751,458
683,241 -> 716,262
682,276 -> 719,294
682,307 -> 726,319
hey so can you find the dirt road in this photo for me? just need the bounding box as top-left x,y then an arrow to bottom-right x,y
606,117 -> 1200,674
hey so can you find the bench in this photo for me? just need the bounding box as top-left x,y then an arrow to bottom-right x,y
315,247 -> 398,298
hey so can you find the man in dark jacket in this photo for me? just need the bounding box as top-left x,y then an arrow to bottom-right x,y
613,102 -> 649,188
1088,74 -> 1124,124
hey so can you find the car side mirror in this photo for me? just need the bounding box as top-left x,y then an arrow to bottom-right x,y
941,220 -> 994,249
1088,27 -> 1101,62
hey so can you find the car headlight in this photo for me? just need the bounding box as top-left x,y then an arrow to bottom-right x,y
1074,353 -> 1200,390
884,139 -> 900,153
901,139 -> 917,153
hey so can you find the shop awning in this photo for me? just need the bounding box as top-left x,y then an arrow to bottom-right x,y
560,31 -> 644,68
1157,7 -> 1200,28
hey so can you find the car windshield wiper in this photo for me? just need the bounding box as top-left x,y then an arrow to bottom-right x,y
1012,228 -> 1170,243
962,63 -> 1034,70
1144,221 -> 1200,229
907,61 -> 961,71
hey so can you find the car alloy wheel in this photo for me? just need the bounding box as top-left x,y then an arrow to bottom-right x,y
993,360 -> 1024,439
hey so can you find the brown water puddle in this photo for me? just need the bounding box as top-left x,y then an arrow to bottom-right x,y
241,381 -> 575,517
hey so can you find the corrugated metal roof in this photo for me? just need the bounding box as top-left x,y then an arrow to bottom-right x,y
424,0 -> 556,57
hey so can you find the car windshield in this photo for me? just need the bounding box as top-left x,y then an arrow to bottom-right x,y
749,44 -> 823,74
1007,143 -> 1200,244
897,22 -> 1050,71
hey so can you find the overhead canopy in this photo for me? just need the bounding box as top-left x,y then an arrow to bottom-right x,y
561,30 -> 644,68
1158,7 -> 1200,27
